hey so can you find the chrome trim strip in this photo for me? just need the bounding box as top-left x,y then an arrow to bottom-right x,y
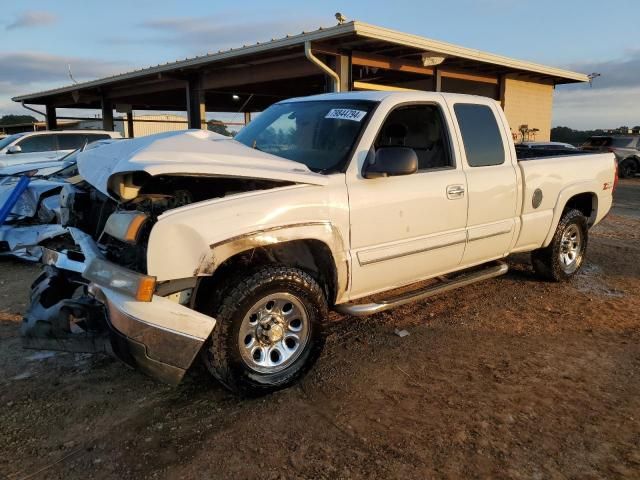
335,261 -> 508,317
467,227 -> 513,242
358,238 -> 466,266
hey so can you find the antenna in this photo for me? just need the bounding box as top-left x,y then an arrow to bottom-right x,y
67,64 -> 78,84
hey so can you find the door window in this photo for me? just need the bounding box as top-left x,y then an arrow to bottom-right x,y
375,104 -> 452,170
57,133 -> 112,150
56,134 -> 87,150
15,135 -> 57,153
454,103 -> 505,167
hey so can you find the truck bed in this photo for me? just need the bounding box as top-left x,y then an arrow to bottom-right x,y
512,150 -> 615,253
515,148 -> 590,161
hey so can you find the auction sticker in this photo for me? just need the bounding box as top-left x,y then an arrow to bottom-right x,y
325,109 -> 368,122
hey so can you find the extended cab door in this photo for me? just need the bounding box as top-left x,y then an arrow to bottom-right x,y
347,99 -> 468,299
448,100 -> 518,266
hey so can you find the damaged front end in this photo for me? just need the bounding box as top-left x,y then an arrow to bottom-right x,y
22,229 -> 216,384
21,130 -> 327,384
21,175 -> 289,384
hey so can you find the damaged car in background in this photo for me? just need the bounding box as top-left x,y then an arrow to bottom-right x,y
0,140 -> 117,261
22,92 -> 616,395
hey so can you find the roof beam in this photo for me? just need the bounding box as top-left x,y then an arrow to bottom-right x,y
439,69 -> 498,85
106,79 -> 187,99
352,51 -> 434,76
201,58 -> 318,90
353,81 -> 417,92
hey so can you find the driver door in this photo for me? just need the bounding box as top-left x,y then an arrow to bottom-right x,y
347,102 -> 468,299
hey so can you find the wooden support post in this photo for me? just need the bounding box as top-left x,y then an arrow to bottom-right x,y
336,54 -> 351,92
244,112 -> 252,125
186,75 -> 206,129
101,97 -> 114,131
434,68 -> 442,92
45,104 -> 57,130
499,74 -> 507,109
126,111 -> 135,138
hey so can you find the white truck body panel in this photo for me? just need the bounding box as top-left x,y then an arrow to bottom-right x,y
136,91 -> 615,303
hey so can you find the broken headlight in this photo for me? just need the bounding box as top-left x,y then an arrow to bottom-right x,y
84,257 -> 156,302
102,211 -> 149,244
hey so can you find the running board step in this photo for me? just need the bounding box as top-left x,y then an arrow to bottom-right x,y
335,261 -> 509,317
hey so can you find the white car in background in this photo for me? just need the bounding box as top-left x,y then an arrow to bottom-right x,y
0,139 -> 120,260
0,130 -> 122,168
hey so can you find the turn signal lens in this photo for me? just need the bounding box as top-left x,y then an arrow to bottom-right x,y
103,211 -> 148,244
136,276 -> 157,302
125,214 -> 148,243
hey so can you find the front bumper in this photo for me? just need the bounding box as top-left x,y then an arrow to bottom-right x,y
22,242 -> 216,385
0,224 -> 67,261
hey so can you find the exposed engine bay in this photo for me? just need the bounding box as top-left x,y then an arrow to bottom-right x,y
59,174 -> 291,272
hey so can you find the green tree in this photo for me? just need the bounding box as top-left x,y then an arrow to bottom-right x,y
551,126 -> 607,146
0,114 -> 37,126
207,119 -> 235,137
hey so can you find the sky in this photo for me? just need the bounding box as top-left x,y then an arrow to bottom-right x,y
1,0 -> 639,130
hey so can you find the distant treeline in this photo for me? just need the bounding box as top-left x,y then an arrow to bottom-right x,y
552,126 -> 640,146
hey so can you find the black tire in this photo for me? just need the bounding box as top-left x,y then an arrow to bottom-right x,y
201,266 -> 327,395
618,158 -> 639,178
531,208 -> 588,282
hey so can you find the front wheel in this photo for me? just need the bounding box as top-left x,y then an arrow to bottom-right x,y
531,209 -> 588,282
201,266 -> 328,395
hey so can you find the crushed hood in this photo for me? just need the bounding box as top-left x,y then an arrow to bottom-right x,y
77,130 -> 328,199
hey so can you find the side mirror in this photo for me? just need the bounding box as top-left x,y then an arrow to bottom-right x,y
7,145 -> 22,154
363,147 -> 418,179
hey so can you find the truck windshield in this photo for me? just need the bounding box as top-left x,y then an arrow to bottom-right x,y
235,100 -> 376,173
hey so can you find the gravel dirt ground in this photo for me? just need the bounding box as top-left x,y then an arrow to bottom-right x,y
1,179 -> 639,480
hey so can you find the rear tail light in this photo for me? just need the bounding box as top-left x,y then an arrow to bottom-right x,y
613,158 -> 619,193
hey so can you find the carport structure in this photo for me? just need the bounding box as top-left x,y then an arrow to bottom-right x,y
12,21 -> 588,141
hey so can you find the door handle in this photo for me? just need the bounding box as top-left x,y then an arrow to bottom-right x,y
446,185 -> 465,199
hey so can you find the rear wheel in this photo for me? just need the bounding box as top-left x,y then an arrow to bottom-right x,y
531,209 -> 588,282
619,158 -> 639,178
201,266 -> 327,395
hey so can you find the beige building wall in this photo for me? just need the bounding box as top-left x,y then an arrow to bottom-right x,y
501,76 -> 554,142
124,114 -> 188,138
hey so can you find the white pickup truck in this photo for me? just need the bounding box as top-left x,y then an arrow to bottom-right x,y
22,91 -> 617,395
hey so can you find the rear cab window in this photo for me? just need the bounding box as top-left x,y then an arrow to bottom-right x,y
453,103 -> 505,167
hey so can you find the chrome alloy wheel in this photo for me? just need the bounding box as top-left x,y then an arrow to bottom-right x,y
238,293 -> 310,373
559,224 -> 583,273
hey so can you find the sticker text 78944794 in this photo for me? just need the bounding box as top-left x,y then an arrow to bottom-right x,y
324,109 -> 368,122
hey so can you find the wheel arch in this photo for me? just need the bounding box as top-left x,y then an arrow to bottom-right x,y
193,224 -> 348,311
542,185 -> 598,247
